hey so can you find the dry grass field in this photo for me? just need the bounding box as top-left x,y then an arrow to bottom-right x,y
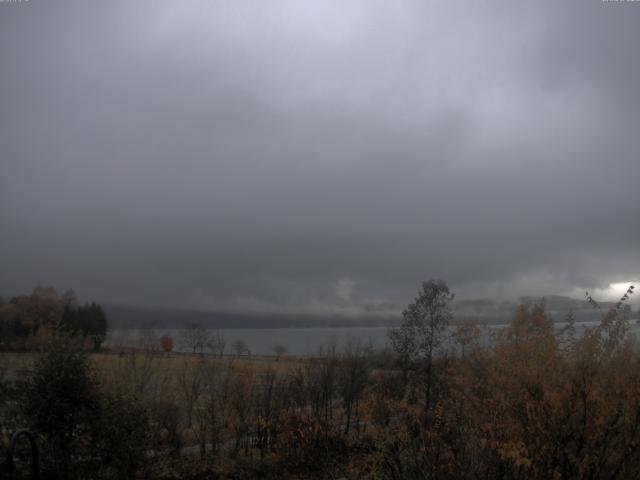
1,350 -> 301,384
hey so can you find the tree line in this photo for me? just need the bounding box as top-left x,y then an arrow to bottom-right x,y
0,286 -> 108,351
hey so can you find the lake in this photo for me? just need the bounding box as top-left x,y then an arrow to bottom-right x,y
107,326 -> 392,356
106,320 -> 640,356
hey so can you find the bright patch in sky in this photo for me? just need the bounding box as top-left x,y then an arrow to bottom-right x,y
592,282 -> 637,302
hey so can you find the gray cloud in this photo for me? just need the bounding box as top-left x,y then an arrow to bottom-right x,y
1,0 -> 639,316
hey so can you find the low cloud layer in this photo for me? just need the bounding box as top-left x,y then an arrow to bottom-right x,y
1,1 -> 639,316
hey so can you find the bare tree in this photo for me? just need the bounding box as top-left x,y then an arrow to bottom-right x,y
339,340 -> 372,433
110,349 -> 167,400
232,338 -> 247,357
200,359 -> 233,455
207,330 -> 226,357
228,366 -> 255,457
180,322 -> 211,354
137,324 -> 159,353
452,318 -> 481,357
175,357 -> 205,428
254,367 -> 286,462
272,343 -> 288,359
307,343 -> 339,423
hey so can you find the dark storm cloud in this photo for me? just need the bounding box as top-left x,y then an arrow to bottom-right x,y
1,0 -> 639,316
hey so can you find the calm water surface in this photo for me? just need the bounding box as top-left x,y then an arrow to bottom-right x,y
107,321 -> 640,356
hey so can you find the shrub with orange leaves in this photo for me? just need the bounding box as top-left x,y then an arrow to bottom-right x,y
160,335 -> 174,353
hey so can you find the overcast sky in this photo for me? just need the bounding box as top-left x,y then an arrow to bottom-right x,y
1,0 -> 639,316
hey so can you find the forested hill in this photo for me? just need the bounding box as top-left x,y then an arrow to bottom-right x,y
104,295 -> 633,329
103,305 -> 398,329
